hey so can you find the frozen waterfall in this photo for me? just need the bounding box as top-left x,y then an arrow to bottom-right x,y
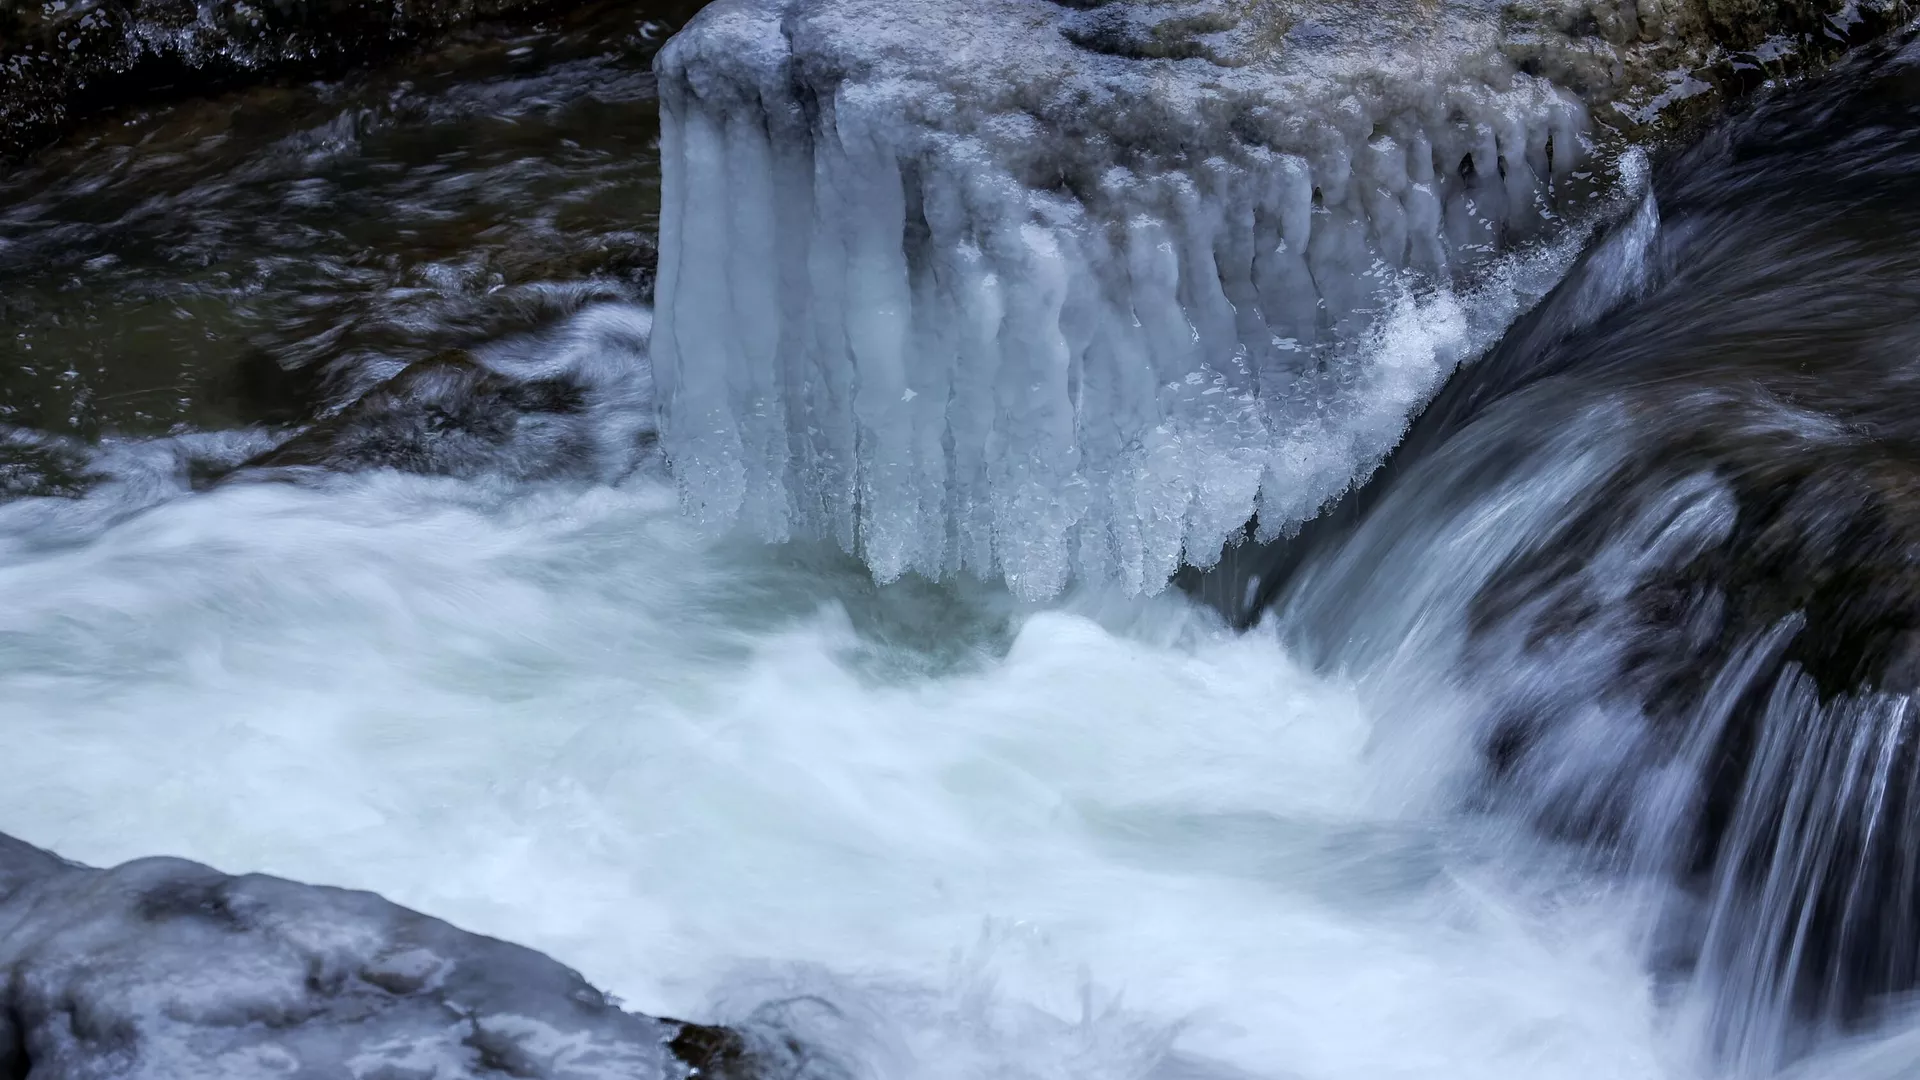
652,0 -> 1680,599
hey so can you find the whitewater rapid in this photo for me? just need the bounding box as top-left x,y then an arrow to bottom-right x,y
0,454 -> 1809,1080
7,24 -> 1920,1074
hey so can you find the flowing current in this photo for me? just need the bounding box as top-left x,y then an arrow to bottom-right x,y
6,7 -> 1920,1080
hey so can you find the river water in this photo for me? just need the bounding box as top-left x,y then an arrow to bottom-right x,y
3,7 -> 1920,1080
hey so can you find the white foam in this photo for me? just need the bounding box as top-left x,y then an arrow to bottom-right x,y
0,468 -> 1726,1079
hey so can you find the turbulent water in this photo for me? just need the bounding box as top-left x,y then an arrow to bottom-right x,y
6,6 -> 1920,1080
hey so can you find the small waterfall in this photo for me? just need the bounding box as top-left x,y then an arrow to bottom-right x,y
1264,29 -> 1920,1073
10,1 -> 1920,1076
1691,679 -> 1920,1071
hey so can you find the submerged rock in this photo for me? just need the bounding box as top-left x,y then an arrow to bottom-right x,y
1452,409 -> 1920,1069
0,831 -> 751,1080
0,428 -> 98,500
247,350 -> 591,478
235,303 -> 658,485
651,0 -> 1907,602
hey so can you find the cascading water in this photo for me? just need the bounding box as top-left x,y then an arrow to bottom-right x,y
4,4 -> 1920,1080
1244,30 -> 1920,1075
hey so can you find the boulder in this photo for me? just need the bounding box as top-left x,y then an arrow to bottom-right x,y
0,831 -> 750,1080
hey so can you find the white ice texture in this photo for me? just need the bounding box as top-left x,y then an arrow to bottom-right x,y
0,834 -> 689,1080
653,0 -> 1637,600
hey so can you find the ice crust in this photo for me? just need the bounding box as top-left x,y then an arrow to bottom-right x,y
651,0 -> 1690,598
0,833 -> 698,1080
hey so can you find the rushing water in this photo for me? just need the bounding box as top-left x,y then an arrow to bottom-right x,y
0,1 -> 697,447
5,7 -> 1920,1080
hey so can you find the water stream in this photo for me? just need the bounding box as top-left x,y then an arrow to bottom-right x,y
4,7 -> 1920,1080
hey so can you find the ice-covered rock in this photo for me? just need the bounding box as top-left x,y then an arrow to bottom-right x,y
651,0 -> 1899,599
0,831 -> 744,1080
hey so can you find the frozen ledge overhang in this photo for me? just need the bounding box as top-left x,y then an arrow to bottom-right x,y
652,0 -> 1897,600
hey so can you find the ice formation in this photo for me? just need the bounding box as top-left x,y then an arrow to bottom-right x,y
651,0 -> 1755,599
0,832 -> 734,1080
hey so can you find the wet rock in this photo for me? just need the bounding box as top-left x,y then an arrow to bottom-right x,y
1453,407 -> 1920,1063
1043,0 -> 1883,86
0,428 -> 98,500
1300,31 -> 1920,1061
236,302 -> 657,484
1192,23 -> 1920,626
0,830 -> 745,1080
1444,30 -> 1920,712
1474,436 -> 1920,713
246,349 -> 589,477
0,0 -> 607,159
1051,0 -> 1291,65
1171,30 -> 1920,1067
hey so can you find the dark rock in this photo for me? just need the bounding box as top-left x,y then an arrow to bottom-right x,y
233,302 -> 657,484
1455,425 -> 1920,1061
0,0 -> 601,159
246,349 -> 588,478
1190,24 -> 1920,628
1053,0 -> 1290,66
0,830 -> 738,1079
1251,30 -> 1920,1062
0,428 -> 98,500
